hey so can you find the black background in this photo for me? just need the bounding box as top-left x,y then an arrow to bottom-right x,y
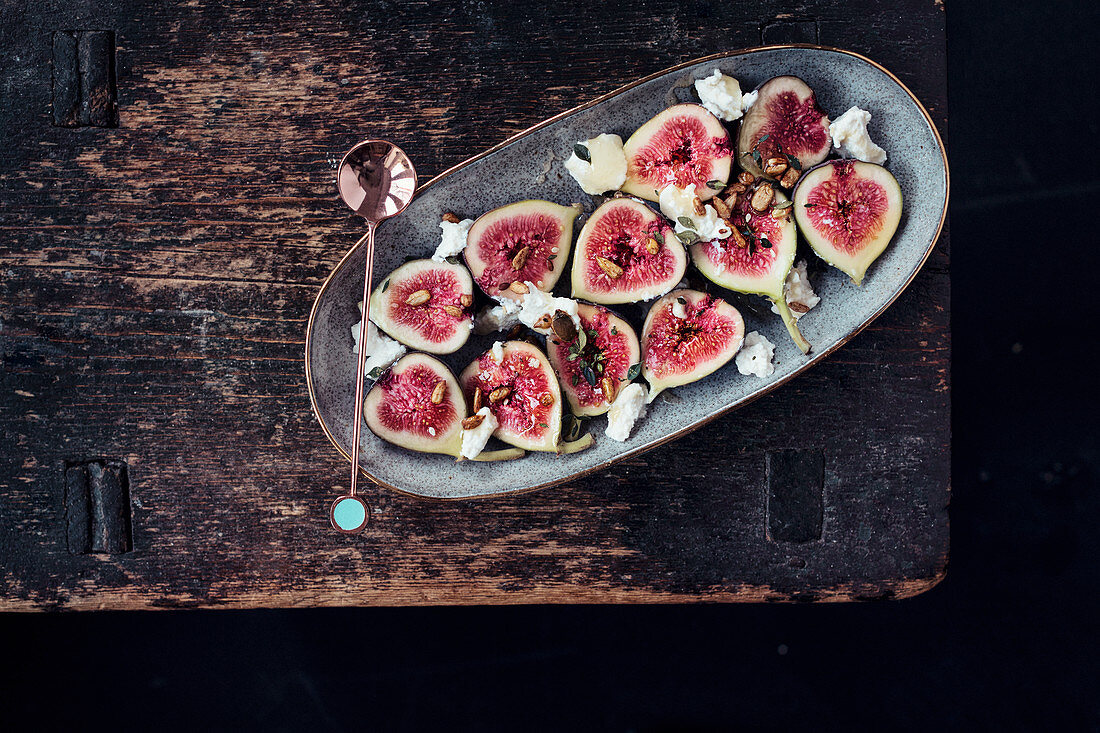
2,0 -> 1097,729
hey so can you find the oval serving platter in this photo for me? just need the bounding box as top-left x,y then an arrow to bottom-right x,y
305,45 -> 948,500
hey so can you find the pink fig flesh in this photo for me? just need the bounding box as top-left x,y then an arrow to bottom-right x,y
621,104 -> 732,202
571,197 -> 686,304
459,341 -> 562,452
641,290 -> 744,400
369,259 -> 474,354
792,159 -> 903,285
463,199 -> 581,300
737,76 -> 831,178
547,303 -> 641,417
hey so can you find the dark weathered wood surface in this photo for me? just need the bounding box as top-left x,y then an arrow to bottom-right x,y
0,0 -> 949,610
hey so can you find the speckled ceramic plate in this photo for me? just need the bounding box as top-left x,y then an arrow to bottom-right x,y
305,45 -> 948,500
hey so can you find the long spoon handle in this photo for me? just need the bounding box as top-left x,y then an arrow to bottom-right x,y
349,223 -> 377,498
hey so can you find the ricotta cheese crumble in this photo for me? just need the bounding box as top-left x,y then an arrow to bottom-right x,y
605,382 -> 648,442
735,331 -> 776,378
829,106 -> 888,165
564,133 -> 628,195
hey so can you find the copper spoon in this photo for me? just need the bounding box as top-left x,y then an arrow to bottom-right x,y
328,140 -> 417,534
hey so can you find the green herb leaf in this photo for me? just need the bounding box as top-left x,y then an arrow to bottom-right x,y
759,237 -> 772,249
785,154 -> 802,171
381,279 -> 390,292
706,179 -> 725,190
587,329 -> 599,341
575,328 -> 587,351
752,150 -> 763,167
573,143 -> 591,163
803,203 -> 817,208
675,230 -> 699,245
538,423 -> 549,428
596,362 -> 604,373
773,200 -> 793,210
610,325 -> 618,335
366,366 -> 385,380
758,133 -> 770,143
572,374 -> 579,386
568,352 -> 579,361
582,364 -> 597,387
625,362 -> 641,381
653,231 -> 665,245
547,254 -> 557,261
677,216 -> 696,230
445,255 -> 460,264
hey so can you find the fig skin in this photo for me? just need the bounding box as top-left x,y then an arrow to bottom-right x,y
363,353 -> 524,462
369,259 -> 475,355
571,197 -> 686,305
546,303 -> 641,417
792,159 -> 903,285
464,200 -> 582,301
688,188 -> 811,354
737,76 -> 831,179
621,103 -> 732,203
459,340 -> 592,454
641,289 -> 745,402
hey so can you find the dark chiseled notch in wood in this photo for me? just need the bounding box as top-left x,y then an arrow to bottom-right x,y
65,460 -> 132,554
766,449 -> 824,543
52,30 -> 118,128
760,19 -> 820,45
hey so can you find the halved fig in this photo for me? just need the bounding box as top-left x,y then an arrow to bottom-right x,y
369,259 -> 474,354
737,76 -> 831,178
460,341 -> 593,454
571,197 -> 686,304
546,303 -> 641,417
464,200 -> 582,301
621,103 -> 732,202
641,290 -> 744,401
364,353 -> 524,461
792,160 -> 903,285
689,183 -> 811,353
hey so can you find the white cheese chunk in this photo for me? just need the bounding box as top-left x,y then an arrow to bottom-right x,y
659,185 -> 732,242
563,133 -> 628,195
351,308 -> 407,375
605,382 -> 648,442
829,106 -> 888,165
735,331 -> 776,378
741,89 -> 758,112
459,407 -> 498,459
517,283 -> 582,335
431,218 -> 474,262
770,259 -> 821,320
473,296 -> 522,335
694,69 -> 744,122
490,340 -> 505,363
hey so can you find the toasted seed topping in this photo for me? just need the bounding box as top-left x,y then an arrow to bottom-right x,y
723,191 -> 739,209
462,413 -> 485,430
779,167 -> 800,189
728,228 -> 748,249
790,301 -> 811,313
533,313 -> 553,330
430,381 -> 446,404
551,311 -> 578,341
771,206 -> 791,220
763,157 -> 789,177
595,256 -> 623,279
442,304 -> 464,318
510,246 -> 530,271
405,289 -> 431,306
691,196 -> 706,216
539,393 -> 554,406
489,386 -> 511,403
738,171 -> 756,185
600,375 -> 618,404
509,281 -> 530,295
644,237 -> 661,254
472,386 -> 484,412
459,293 -> 474,308
441,212 -> 461,224
751,183 -> 775,212
728,182 -> 747,194
712,197 -> 731,219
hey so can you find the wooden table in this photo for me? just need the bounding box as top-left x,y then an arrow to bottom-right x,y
0,0 -> 949,610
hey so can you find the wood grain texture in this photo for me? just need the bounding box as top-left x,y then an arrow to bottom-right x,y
0,0 -> 949,610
